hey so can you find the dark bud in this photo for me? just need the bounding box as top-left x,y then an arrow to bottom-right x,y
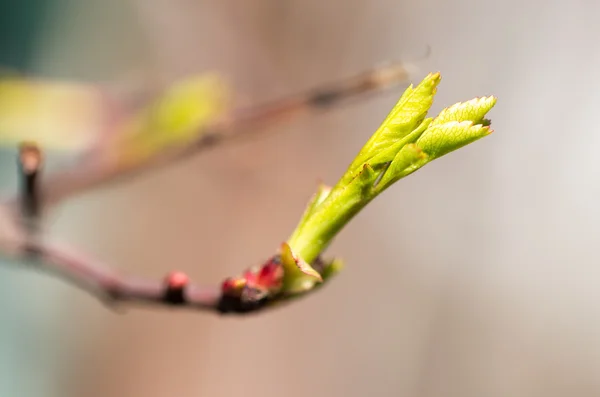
18,142 -> 43,176
163,271 -> 189,305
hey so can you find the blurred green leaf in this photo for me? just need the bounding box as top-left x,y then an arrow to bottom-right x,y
113,73 -> 230,166
0,72 -> 230,164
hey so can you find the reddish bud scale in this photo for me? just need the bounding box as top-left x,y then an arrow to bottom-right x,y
243,269 -> 259,285
257,261 -> 283,291
220,257 -> 284,299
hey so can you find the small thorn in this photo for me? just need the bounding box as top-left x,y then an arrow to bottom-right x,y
163,271 -> 189,305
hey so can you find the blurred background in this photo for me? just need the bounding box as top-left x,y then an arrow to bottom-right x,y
1,0 -> 600,396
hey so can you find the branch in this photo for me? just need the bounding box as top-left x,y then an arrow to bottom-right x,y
1,233 -> 331,314
0,71 -> 497,316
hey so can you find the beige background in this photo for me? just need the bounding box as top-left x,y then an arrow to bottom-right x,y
2,1 -> 600,396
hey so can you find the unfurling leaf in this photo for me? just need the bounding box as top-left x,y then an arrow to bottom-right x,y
285,72 -> 497,291
415,120 -> 491,160
342,72 -> 441,184
376,143 -> 428,191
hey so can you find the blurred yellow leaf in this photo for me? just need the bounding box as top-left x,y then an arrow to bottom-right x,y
0,77 -> 105,151
0,71 -> 230,166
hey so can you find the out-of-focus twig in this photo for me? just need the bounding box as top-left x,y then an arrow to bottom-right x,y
17,143 -> 43,224
30,61 -> 420,211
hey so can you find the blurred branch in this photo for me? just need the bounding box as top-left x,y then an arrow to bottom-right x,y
29,61 -> 420,212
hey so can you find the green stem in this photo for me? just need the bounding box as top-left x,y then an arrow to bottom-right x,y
288,165 -> 377,263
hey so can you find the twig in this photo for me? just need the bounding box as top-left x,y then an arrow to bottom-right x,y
1,234 -> 222,308
0,228 -> 317,314
0,60 -> 428,315
0,143 -> 322,315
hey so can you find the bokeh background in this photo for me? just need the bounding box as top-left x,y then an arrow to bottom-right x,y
1,1 -> 600,396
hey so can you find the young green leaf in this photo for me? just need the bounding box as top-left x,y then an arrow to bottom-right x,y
341,72 -> 441,184
367,117 -> 432,171
376,143 -> 429,192
415,120 -> 492,160
430,96 -> 497,127
280,72 -> 496,298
